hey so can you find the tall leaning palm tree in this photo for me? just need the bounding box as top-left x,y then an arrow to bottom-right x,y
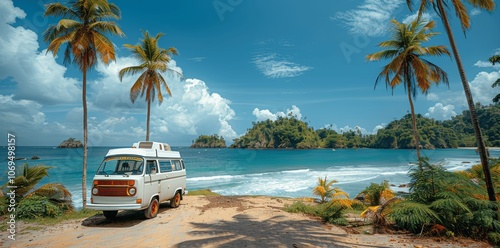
119,31 -> 181,141
44,0 -> 124,208
406,0 -> 497,202
367,19 -> 450,159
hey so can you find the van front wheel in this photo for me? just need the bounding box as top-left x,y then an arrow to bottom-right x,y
145,198 -> 159,219
170,191 -> 181,208
103,210 -> 117,219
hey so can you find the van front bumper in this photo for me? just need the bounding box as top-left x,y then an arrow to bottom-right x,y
86,203 -> 143,211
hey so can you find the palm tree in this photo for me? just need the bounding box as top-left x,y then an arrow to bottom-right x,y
367,18 -> 450,159
1,164 -> 73,214
43,0 -> 124,208
406,0 -> 496,202
119,31 -> 181,141
490,55 -> 500,104
312,176 -> 347,203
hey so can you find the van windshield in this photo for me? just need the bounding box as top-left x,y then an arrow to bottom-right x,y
97,156 -> 144,175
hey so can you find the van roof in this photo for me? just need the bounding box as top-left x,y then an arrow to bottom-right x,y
106,141 -> 181,158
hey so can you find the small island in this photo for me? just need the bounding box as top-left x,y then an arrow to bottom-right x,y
58,138 -> 83,148
191,134 -> 227,148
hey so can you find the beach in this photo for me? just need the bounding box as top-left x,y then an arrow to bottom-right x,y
2,195 -> 492,248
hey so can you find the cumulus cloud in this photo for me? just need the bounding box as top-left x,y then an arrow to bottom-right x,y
252,53 -> 312,78
474,60 -> 500,69
425,103 -> 457,119
252,105 -> 302,122
0,0 -> 80,104
161,78 -> 237,140
89,55 -> 237,143
469,70 -> 500,104
334,0 -> 404,37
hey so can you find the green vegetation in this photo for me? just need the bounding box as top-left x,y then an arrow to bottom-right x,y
1,164 -> 73,218
226,104 -> 500,149
119,30 -> 181,141
191,134 -> 227,148
231,116 -> 320,149
367,18 -> 450,158
386,158 -> 500,243
285,183 -> 362,226
490,55 -> 500,104
312,176 -> 347,203
407,0 -> 496,202
44,0 -> 125,208
187,189 -> 221,196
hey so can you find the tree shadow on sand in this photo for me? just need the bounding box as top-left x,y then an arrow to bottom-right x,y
174,213 -> 391,248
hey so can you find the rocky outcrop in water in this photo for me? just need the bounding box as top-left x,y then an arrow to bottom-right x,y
58,138 -> 83,148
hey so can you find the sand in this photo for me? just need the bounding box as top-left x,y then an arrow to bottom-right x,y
1,195 -> 493,248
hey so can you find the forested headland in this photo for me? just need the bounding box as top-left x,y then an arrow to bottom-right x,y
226,104 -> 500,149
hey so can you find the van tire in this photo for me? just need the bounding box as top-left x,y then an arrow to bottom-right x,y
103,210 -> 118,219
145,198 -> 159,219
170,191 -> 181,208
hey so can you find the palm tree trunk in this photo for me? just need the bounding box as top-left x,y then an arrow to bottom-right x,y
146,98 -> 151,141
82,65 -> 88,208
407,83 -> 421,159
437,0 -> 495,201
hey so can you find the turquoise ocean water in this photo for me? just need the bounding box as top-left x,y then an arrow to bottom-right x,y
2,146 -> 499,208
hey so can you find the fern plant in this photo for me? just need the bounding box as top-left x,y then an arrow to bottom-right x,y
388,157 -> 500,242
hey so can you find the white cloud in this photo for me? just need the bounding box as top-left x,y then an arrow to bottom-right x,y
0,0 -> 25,24
252,105 -> 302,122
469,70 -> 500,104
470,8 -> 481,16
252,53 -> 312,78
187,57 -> 206,62
402,12 -> 433,24
424,69 -> 500,117
474,60 -> 500,69
425,103 -> 457,119
88,56 -> 237,143
334,0 -> 404,37
0,1 -> 80,105
373,124 -> 386,133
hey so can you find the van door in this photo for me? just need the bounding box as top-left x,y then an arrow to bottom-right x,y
144,160 -> 162,203
158,159 -> 173,201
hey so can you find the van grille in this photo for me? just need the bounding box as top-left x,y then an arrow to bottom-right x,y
97,186 -> 129,196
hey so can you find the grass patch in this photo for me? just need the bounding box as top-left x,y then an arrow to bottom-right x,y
187,189 -> 220,196
21,208 -> 100,226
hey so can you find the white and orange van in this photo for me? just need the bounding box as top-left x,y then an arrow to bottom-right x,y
87,141 -> 187,219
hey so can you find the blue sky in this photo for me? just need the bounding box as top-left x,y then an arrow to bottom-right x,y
1,0 -> 499,146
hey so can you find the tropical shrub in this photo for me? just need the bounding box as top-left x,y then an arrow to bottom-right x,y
360,180 -> 395,206
1,164 -> 73,218
312,176 -> 347,203
388,158 -> 500,243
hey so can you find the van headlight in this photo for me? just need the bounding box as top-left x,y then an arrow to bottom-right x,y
128,187 -> 136,196
92,187 -> 98,195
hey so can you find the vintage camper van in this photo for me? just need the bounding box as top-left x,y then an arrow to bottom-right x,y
87,141 -> 187,219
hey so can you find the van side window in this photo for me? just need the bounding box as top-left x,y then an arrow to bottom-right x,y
172,160 -> 183,171
146,160 -> 158,174
159,160 -> 172,173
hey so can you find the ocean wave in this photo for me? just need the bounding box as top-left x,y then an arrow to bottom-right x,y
282,169 -> 310,174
